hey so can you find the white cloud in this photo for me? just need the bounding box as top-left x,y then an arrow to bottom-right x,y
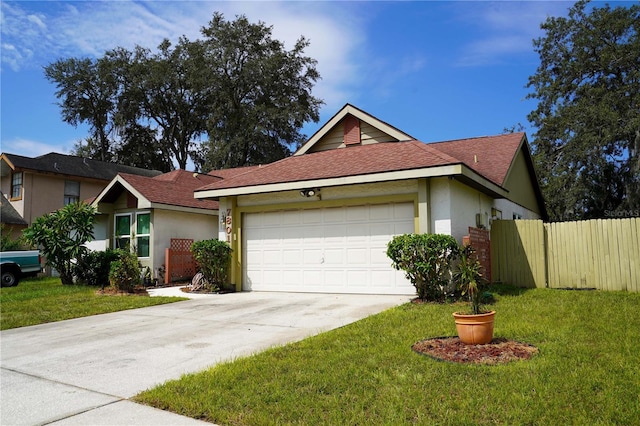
453,1 -> 573,67
2,138 -> 70,157
1,0 -> 365,114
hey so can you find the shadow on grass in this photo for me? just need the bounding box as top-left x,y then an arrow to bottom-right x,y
487,283 -> 534,297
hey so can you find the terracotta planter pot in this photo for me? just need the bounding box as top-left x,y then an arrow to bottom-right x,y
452,311 -> 496,345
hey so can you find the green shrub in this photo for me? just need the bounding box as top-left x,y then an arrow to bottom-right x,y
108,249 -> 141,292
76,249 -> 120,288
386,233 -> 460,301
191,239 -> 232,291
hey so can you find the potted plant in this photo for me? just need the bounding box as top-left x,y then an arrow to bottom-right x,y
452,244 -> 495,344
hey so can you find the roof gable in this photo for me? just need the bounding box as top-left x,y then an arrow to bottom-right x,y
295,104 -> 414,156
94,170 -> 219,211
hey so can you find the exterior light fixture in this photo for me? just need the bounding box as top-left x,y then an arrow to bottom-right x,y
300,188 -> 320,198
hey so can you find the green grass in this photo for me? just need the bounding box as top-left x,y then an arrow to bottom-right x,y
0,276 -> 187,330
135,286 -> 640,425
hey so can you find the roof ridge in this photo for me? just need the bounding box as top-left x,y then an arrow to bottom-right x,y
410,140 -> 462,164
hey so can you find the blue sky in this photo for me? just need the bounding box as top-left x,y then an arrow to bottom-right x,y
0,1 -> 623,167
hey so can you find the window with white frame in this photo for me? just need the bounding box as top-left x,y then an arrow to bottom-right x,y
113,212 -> 150,257
136,212 -> 150,257
11,172 -> 23,199
64,180 -> 80,205
114,214 -> 131,250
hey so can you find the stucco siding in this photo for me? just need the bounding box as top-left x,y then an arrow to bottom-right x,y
449,179 -> 493,242
11,172 -> 107,224
153,209 -> 217,272
493,198 -> 541,221
237,180 -> 419,208
429,177 -> 452,236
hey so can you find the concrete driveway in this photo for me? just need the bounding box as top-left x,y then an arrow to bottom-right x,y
0,288 -> 411,425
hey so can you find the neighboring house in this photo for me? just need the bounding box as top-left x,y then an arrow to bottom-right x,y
194,104 -> 546,295
0,152 -> 162,226
1,192 -> 28,242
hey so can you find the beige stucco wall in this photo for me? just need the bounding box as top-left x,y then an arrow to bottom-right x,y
7,172 -> 108,225
153,209 -> 218,273
449,179 -> 494,242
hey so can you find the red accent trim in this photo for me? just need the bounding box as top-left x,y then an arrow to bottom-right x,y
343,115 -> 361,146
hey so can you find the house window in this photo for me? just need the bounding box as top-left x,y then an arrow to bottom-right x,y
11,172 -> 22,199
136,212 -> 150,257
64,180 -> 80,205
114,214 -> 131,250
114,212 -> 150,257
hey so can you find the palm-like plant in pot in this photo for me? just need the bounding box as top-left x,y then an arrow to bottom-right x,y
452,244 -> 495,344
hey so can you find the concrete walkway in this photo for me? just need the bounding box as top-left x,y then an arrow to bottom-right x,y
1,287 -> 411,425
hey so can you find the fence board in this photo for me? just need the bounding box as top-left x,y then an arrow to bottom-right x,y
491,218 -> 640,292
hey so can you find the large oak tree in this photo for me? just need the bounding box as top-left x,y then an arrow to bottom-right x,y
527,0 -> 640,221
44,13 -> 322,172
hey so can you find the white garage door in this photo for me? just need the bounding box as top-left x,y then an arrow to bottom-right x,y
243,203 -> 415,294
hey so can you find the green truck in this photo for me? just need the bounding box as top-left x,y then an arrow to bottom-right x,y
0,250 -> 42,287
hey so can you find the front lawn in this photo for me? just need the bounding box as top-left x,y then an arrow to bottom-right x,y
0,276 -> 187,330
135,286 -> 640,425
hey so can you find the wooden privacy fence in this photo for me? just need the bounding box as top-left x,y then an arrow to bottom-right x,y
491,218 -> 640,292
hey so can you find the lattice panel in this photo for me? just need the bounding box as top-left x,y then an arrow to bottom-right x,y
170,238 -> 194,251
164,239 -> 196,283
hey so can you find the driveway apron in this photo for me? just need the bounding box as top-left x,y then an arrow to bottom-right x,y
1,290 -> 410,425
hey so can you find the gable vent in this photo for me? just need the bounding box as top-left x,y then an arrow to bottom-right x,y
343,115 -> 361,146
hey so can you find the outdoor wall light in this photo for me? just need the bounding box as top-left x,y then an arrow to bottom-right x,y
300,188 -> 320,198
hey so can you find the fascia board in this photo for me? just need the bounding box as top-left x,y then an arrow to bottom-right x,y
92,175 -> 149,207
149,203 -> 218,215
295,105 -> 414,156
196,165 -> 468,199
458,165 -> 509,198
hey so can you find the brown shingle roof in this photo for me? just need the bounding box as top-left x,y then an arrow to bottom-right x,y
429,132 -> 524,186
195,133 -> 523,193
118,170 -> 219,210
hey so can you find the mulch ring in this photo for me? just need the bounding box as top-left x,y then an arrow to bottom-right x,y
412,337 -> 538,365
96,286 -> 149,296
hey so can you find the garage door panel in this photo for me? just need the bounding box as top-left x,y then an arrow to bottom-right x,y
283,249 -> 302,264
346,270 -> 368,286
347,248 -> 368,264
243,203 -> 415,294
324,207 -> 346,223
282,211 -> 301,225
263,250 -> 282,265
303,269 -> 323,285
324,249 -> 345,265
283,270 -> 301,285
346,205 -> 368,221
303,209 -> 323,224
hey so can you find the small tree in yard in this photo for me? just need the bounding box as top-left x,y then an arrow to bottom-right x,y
191,239 -> 232,291
387,234 -> 460,301
23,202 -> 96,285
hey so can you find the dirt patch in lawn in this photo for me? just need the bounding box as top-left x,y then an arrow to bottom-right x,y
412,337 -> 538,365
96,286 -> 149,296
